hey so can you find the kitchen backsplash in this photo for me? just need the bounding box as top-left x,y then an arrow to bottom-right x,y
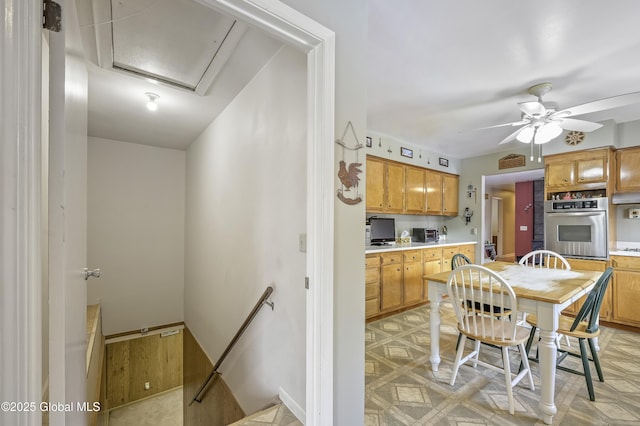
616,204 -> 640,242
366,213 -> 451,238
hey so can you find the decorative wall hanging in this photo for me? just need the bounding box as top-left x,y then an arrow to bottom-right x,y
439,157 -> 449,167
565,130 -> 585,146
335,121 -> 363,205
401,147 -> 413,158
365,136 -> 372,147
498,153 -> 526,169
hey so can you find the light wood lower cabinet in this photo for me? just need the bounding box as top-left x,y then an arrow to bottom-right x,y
403,250 -> 423,306
380,253 -> 403,312
365,254 -> 381,319
611,256 -> 640,327
563,258 -> 611,320
366,244 -> 476,319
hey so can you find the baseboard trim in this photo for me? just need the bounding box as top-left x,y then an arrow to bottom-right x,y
278,387 -> 305,424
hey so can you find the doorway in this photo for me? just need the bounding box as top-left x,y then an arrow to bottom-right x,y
484,169 -> 544,263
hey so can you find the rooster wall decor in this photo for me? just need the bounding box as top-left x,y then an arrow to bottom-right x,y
336,121 -> 364,205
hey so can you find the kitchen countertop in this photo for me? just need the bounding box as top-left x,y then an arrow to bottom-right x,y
610,241 -> 640,257
365,239 -> 477,254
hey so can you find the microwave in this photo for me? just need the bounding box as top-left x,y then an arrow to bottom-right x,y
412,228 -> 439,243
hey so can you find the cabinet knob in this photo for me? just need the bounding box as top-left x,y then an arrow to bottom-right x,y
564,178 -> 568,182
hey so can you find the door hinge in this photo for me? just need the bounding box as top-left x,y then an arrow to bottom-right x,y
305,276 -> 309,290
43,0 -> 62,32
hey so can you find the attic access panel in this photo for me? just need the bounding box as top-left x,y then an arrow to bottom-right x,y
111,0 -> 237,91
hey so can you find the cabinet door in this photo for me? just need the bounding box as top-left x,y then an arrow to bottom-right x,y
563,258 -> 608,315
546,162 -> 574,188
459,244 -> 476,263
442,174 -> 459,216
381,264 -> 403,311
386,162 -> 405,213
403,262 -> 423,306
405,166 -> 426,214
612,269 -> 640,327
576,157 -> 606,184
616,147 -> 640,192
425,170 -> 442,215
366,157 -> 385,212
422,258 -> 442,302
441,246 -> 459,271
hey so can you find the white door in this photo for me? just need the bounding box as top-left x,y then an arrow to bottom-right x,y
47,0 -> 89,424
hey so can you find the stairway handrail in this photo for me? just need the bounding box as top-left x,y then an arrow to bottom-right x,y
189,285 -> 274,406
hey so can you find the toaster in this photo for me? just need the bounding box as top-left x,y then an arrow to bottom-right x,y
412,228 -> 439,243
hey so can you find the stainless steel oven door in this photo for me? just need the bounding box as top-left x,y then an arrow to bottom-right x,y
544,211 -> 608,259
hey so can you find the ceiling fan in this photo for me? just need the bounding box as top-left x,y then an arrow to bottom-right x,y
482,82 -> 640,161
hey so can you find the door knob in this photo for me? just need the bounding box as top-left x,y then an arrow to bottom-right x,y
84,268 -> 101,280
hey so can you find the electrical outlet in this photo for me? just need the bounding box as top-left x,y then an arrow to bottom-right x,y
144,382 -> 150,390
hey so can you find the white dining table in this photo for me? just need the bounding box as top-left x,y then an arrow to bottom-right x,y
424,261 -> 602,425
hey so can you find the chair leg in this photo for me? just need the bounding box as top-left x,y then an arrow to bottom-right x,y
450,335 -> 466,386
578,338 -> 596,401
519,326 -> 538,373
455,332 -> 462,351
518,342 -> 535,391
587,338 -> 604,382
472,339 -> 481,367
502,346 -> 515,415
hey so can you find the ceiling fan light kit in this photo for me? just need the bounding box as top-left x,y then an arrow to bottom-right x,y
483,82 -> 640,163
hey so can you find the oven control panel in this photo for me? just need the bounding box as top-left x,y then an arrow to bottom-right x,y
545,197 -> 608,213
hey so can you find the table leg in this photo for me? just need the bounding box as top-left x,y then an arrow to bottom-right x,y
538,328 -> 558,425
428,281 -> 441,371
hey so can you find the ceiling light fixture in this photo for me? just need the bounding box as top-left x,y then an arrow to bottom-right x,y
145,92 -> 159,111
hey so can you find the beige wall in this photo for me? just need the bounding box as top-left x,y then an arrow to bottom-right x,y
87,137 -> 185,335
280,1 -> 368,423
184,46 -> 308,415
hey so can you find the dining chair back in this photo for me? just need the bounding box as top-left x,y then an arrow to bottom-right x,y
524,267 -> 614,401
518,250 -> 571,340
519,249 -> 571,270
451,253 -> 472,270
447,264 -> 534,415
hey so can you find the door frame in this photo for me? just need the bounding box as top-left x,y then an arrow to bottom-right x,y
3,0 -> 335,424
1,0 -> 44,424
197,2 -> 336,422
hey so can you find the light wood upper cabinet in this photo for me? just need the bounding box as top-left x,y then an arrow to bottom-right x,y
365,156 -> 404,213
366,155 -> 458,216
426,170 -> 459,216
544,148 -> 612,198
615,146 -> 640,192
442,173 -> 459,216
386,162 -> 405,213
365,156 -> 386,212
405,166 -> 426,214
546,161 -> 574,187
425,170 -> 443,215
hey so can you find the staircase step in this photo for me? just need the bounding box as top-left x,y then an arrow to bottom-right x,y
228,403 -> 301,426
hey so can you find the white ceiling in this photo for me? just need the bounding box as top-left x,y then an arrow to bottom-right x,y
78,1 -> 640,157
367,0 -> 640,159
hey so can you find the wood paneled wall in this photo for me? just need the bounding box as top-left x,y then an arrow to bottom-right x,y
183,327 -> 245,426
106,328 -> 183,408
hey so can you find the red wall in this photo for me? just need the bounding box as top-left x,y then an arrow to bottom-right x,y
515,181 -> 533,257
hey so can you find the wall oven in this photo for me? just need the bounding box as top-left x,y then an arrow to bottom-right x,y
544,197 -> 608,260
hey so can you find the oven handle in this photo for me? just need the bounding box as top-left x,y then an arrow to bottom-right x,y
545,211 -> 605,217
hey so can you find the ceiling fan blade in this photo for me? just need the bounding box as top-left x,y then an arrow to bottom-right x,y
556,91 -> 640,117
498,127 -> 525,144
519,101 -> 546,116
555,118 -> 603,132
476,120 -> 528,130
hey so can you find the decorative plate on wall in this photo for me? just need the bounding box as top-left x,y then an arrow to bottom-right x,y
565,130 -> 585,146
